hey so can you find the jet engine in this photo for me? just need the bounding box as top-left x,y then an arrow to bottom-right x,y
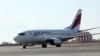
49,38 -> 62,45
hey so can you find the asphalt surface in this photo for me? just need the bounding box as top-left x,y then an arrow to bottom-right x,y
0,45 -> 100,56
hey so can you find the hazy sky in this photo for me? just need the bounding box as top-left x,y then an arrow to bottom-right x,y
0,0 -> 100,43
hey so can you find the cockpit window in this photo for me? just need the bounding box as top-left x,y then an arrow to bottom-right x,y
18,33 -> 25,36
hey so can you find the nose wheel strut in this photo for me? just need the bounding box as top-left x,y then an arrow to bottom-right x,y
23,45 -> 26,49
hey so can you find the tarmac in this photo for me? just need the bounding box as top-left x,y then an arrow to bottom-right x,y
0,44 -> 100,56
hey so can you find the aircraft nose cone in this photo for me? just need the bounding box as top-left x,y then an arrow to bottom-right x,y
14,36 -> 18,42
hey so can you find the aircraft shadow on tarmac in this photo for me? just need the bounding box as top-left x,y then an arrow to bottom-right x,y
20,46 -> 62,49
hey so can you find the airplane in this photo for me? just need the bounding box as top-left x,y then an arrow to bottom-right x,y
14,9 -> 82,49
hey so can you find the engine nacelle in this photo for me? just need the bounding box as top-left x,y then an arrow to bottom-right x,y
49,38 -> 62,45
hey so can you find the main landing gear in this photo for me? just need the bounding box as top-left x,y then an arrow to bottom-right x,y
42,43 -> 47,48
56,44 -> 61,47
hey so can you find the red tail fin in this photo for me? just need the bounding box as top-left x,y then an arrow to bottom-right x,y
65,9 -> 82,31
71,11 -> 81,29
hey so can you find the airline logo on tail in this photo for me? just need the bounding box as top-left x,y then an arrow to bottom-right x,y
71,9 -> 82,30
71,12 -> 81,29
65,9 -> 82,30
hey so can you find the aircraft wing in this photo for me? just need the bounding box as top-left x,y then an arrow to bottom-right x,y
79,27 -> 100,32
60,36 -> 75,41
60,33 -> 100,41
61,27 -> 100,41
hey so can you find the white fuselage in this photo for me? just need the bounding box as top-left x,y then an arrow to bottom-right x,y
14,29 -> 76,44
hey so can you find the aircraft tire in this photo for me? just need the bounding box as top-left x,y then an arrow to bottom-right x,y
42,43 -> 47,48
56,44 -> 61,47
23,45 -> 26,49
